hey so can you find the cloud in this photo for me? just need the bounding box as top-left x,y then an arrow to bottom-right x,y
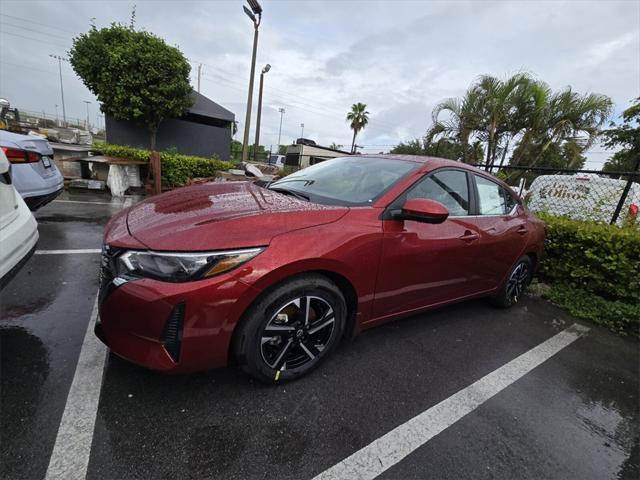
0,0 -> 637,165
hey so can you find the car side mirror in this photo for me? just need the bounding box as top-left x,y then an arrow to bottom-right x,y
394,198 -> 449,224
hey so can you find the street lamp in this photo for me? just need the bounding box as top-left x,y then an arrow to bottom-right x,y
241,0 -> 263,163
277,107 -> 285,149
83,101 -> 91,130
49,54 -> 67,125
253,64 -> 270,162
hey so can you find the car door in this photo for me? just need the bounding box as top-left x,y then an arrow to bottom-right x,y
466,174 -> 529,290
373,169 -> 484,319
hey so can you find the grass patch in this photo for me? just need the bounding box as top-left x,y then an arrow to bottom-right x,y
542,283 -> 639,337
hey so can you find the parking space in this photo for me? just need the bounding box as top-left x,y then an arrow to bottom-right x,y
1,194 -> 638,480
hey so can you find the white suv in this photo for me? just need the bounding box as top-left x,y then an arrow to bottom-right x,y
0,148 -> 38,288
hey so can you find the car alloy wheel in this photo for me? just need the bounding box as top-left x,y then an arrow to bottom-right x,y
260,296 -> 335,371
505,261 -> 531,304
234,274 -> 346,383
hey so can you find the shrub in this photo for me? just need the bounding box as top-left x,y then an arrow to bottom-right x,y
538,213 -> 640,304
92,143 -> 233,187
543,284 -> 639,337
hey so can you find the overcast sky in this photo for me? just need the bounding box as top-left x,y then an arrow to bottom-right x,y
1,0 -> 638,165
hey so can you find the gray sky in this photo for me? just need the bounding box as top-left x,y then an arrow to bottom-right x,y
1,0 -> 638,166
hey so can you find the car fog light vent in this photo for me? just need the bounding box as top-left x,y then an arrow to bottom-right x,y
161,303 -> 185,363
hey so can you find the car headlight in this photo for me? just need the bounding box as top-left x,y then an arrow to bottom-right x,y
115,247 -> 264,282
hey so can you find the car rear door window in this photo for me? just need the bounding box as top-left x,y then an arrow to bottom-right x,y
474,175 -> 517,215
407,170 -> 470,216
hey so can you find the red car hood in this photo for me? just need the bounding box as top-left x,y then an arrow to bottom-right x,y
126,181 -> 348,251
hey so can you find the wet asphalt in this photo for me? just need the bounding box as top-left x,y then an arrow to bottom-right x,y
0,190 -> 638,480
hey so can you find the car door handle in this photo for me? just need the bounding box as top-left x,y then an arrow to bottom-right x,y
459,230 -> 479,242
517,226 -> 528,235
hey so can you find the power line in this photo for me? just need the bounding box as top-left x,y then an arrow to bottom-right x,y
0,30 -> 69,49
192,57 -> 399,131
0,13 -> 80,35
0,21 -> 72,41
0,18 -> 398,136
0,60 -> 75,79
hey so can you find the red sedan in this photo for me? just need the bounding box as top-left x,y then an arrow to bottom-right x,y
96,155 -> 545,382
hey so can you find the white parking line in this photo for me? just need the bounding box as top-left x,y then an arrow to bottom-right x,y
45,296 -> 107,480
35,249 -> 101,255
312,323 -> 590,480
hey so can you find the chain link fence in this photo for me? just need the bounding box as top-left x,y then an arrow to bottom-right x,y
478,164 -> 640,227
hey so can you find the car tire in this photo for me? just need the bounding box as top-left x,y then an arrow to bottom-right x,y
233,274 -> 346,383
491,256 -> 533,308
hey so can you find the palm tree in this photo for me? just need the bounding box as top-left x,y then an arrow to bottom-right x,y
511,88 -> 613,168
346,103 -> 370,154
427,73 -> 613,170
428,73 -> 534,165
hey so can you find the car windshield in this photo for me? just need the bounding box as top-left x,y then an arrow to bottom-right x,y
269,156 -> 418,206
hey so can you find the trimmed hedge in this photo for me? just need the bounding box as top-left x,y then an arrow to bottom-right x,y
539,213 -> 640,304
92,143 -> 233,187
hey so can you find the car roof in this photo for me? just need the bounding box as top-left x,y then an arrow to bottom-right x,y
356,154 -> 478,171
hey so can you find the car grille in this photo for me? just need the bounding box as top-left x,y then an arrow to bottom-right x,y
98,244 -> 122,304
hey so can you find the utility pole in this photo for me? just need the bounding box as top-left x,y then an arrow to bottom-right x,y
83,101 -> 91,130
253,64 -> 270,162
277,107 -> 285,148
197,64 -> 202,93
241,0 -> 263,163
300,123 -> 304,138
49,54 -> 67,125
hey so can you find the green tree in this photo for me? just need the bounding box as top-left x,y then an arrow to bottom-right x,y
512,87 -> 613,168
390,139 -> 425,155
602,98 -> 640,176
426,73 -> 613,169
69,21 -> 193,151
329,142 -> 344,151
346,103 -> 370,154
231,140 -> 243,161
391,137 -> 483,161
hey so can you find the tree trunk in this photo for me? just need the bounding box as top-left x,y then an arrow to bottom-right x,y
149,126 -> 157,152
350,129 -> 358,154
149,125 -> 160,195
498,138 -> 510,169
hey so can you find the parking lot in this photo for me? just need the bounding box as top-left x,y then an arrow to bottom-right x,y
1,191 -> 638,480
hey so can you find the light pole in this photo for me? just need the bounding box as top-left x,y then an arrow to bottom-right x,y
241,0 -> 263,163
300,123 -> 304,138
49,54 -> 67,125
253,64 -> 270,162
277,107 -> 285,149
83,101 -> 91,130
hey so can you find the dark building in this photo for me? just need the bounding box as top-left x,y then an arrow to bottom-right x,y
105,91 -> 235,159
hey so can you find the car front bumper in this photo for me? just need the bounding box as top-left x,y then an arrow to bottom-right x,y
97,267 -> 260,373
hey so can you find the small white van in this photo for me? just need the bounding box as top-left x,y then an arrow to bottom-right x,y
268,154 -> 286,170
525,174 -> 639,226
